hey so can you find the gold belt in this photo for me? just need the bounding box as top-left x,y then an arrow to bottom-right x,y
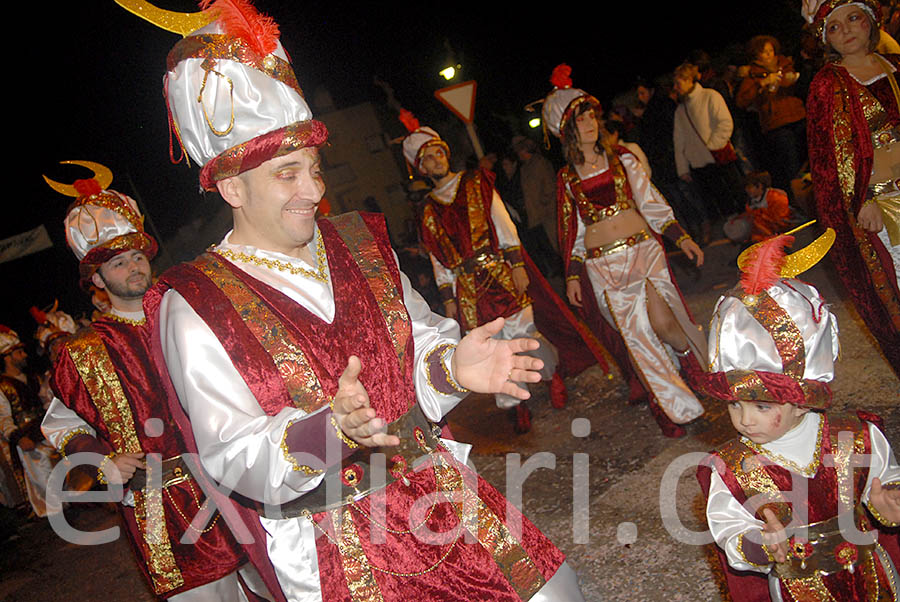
585,200 -> 633,223
129,455 -> 192,490
586,230 -> 651,258
773,514 -> 877,580
454,250 -> 502,276
247,404 -> 443,519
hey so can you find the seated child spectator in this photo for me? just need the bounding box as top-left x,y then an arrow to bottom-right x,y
724,172 -> 790,244
745,171 -> 790,242
696,231 -> 900,600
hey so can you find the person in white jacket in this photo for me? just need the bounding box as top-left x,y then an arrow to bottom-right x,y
672,63 -> 745,219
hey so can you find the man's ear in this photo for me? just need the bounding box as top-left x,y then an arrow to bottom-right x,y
217,176 -> 245,209
91,270 -> 106,291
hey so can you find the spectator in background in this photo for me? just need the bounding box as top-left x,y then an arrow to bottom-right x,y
736,35 -> 807,201
495,153 -> 527,228
604,120 -> 651,178
733,171 -> 790,243
673,62 -> 745,220
512,136 -> 561,276
639,74 -> 711,243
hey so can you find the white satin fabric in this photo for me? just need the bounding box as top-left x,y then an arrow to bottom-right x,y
401,127 -> 442,167
65,191 -> 141,260
708,279 -> 840,380
542,87 -> 588,137
575,154 -> 706,424
0,387 -> 60,516
166,23 -> 314,169
706,413 -> 900,583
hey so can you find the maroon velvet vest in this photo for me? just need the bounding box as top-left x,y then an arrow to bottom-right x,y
158,212 -> 417,423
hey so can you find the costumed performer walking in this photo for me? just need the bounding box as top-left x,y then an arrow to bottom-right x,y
124,0 -> 587,600
542,64 -> 708,438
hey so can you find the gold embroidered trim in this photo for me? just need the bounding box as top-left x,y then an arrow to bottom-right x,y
133,486 -> 185,594
329,413 -> 359,449
281,418 -> 325,474
58,428 -> 92,457
214,229 -> 328,282
192,253 -> 327,412
96,453 -> 116,485
67,331 -> 142,455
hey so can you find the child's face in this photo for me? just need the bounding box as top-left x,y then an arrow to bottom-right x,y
727,401 -> 808,444
745,183 -> 763,199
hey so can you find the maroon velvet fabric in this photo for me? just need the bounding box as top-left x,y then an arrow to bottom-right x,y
523,249 -> 610,377
155,213 -> 565,599
49,317 -> 246,598
313,457 -> 566,602
417,169 -> 526,331
807,60 -> 900,380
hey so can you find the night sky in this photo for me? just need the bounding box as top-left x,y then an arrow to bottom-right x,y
12,0 -> 801,335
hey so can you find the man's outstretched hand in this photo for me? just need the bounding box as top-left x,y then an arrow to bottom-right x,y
452,317 -> 544,399
332,356 -> 400,448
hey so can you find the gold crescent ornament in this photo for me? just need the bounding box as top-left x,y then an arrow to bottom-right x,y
43,160 -> 114,198
737,220 -> 836,278
114,0 -> 214,37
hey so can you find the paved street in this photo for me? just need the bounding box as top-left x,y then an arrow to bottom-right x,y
1,230 -> 898,601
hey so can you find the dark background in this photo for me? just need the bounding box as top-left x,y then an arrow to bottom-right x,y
13,0 -> 802,336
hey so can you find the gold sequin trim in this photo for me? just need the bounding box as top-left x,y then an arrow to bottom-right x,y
58,428 -> 92,457
280,418 -> 325,474
133,486 -> 185,594
101,312 -> 146,326
736,531 -> 772,568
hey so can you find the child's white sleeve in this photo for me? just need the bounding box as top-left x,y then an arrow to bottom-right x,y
707,469 -> 772,573
862,422 -> 900,504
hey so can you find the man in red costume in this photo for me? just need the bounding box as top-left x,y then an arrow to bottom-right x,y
401,122 -> 600,433
40,172 -> 251,600
135,1 -> 586,600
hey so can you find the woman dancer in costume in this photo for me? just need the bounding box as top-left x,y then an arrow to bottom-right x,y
804,0 -> 900,379
542,65 -> 708,437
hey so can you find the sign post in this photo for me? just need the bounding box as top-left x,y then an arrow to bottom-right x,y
434,80 -> 484,159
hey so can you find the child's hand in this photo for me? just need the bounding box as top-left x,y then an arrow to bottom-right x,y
761,508 -> 789,563
869,477 -> 900,525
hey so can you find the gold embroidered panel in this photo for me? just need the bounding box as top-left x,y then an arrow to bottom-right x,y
193,254 -> 327,413
67,331 -> 142,455
133,488 -> 185,594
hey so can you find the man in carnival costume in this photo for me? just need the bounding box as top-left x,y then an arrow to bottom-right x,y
0,326 -> 59,517
804,0 -> 900,380
697,227 -> 900,601
41,163 -> 251,600
400,113 -> 610,434
124,1 -> 585,600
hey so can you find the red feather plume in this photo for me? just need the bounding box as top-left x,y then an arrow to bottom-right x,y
29,306 -> 46,324
201,0 -> 280,57
740,234 -> 794,295
550,64 -> 572,89
73,178 -> 102,197
398,109 -> 420,134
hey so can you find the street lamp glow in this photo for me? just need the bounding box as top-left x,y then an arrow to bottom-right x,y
528,117 -> 541,129
440,66 -> 456,80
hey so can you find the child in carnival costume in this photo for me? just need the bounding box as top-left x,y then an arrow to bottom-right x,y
697,225 -> 900,601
